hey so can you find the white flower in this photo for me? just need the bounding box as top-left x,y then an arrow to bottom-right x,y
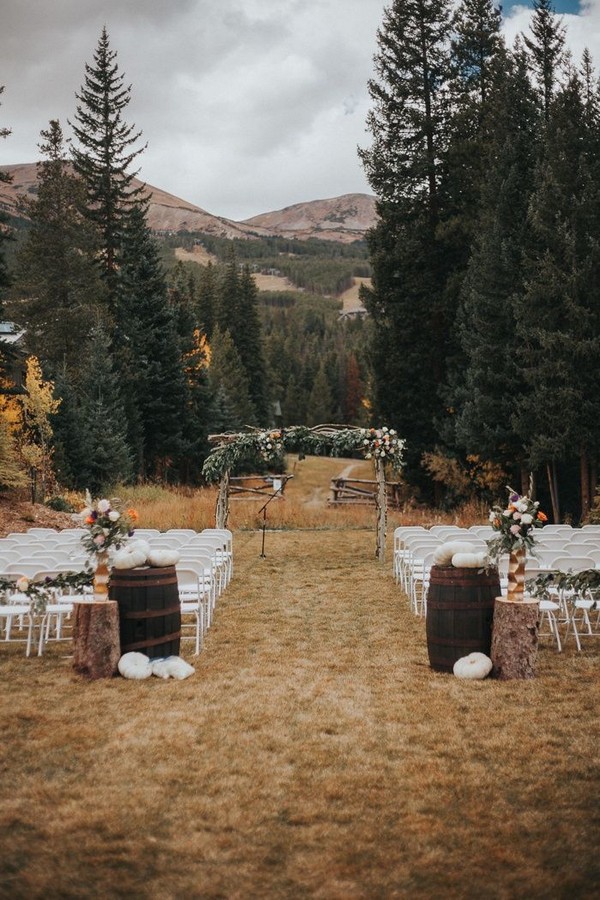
365,452 -> 372,459
16,576 -> 29,593
520,513 -> 533,525
108,510 -> 120,522
488,511 -> 497,522
516,500 -> 528,513
503,509 -> 513,517
97,499 -> 111,513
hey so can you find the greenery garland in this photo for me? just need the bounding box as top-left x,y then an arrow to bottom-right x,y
0,569 -> 94,615
202,426 -> 405,483
527,568 -> 600,599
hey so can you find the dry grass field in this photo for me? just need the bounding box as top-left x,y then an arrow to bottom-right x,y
1,458 -> 599,898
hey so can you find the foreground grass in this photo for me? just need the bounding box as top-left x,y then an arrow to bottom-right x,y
1,529 -> 599,899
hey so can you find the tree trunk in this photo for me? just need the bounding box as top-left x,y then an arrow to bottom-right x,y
72,600 -> 120,679
580,448 -> 591,520
546,461 -> 560,523
491,598 -> 539,680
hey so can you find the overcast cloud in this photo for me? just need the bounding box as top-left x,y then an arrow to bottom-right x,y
0,0 -> 598,220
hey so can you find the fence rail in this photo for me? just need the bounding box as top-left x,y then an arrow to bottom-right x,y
329,477 -> 402,508
229,474 -> 293,501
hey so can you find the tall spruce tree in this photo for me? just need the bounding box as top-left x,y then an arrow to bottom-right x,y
514,66 -> 600,520
523,0 -> 566,120
78,324 -> 132,493
70,27 -> 147,305
115,205 -> 185,480
450,45 -> 540,484
10,120 -> 106,374
238,265 -> 269,424
359,0 -> 454,490
209,326 -> 255,428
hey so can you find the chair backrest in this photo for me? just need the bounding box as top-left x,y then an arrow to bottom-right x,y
166,529 -> 198,538
3,562 -> 47,578
568,534 -> 600,546
550,555 -> 596,574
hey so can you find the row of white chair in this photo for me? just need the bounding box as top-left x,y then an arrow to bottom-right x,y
393,525 -> 600,652
0,528 -> 233,657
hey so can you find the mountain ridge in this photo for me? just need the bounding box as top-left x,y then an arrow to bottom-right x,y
0,162 -> 377,244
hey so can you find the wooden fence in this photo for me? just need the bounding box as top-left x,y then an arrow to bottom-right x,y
229,474 -> 293,500
329,477 -> 403,508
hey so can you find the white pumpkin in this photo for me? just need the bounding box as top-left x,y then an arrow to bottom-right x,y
151,656 -> 195,680
433,541 -> 479,566
112,547 -> 148,569
147,549 -> 180,567
118,651 -> 153,679
453,652 -> 493,680
451,551 -> 487,568
128,538 -> 151,557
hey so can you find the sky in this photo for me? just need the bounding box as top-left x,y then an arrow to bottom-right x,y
0,0 -> 598,222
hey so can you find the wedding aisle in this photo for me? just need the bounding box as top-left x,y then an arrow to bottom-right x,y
1,529 -> 599,898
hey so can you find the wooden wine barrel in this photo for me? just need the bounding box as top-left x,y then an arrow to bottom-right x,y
426,565 -> 500,672
109,566 -> 181,660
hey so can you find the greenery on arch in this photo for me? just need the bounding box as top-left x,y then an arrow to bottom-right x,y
202,424 -> 405,484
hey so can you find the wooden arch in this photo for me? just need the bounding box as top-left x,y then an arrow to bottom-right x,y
203,424 -> 405,561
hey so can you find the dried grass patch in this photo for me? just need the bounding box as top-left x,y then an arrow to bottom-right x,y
1,529 -> 599,898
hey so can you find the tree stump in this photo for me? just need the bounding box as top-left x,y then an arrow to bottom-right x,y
72,600 -> 120,679
491,598 -> 540,680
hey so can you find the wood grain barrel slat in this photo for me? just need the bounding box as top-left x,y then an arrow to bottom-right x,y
426,565 -> 500,673
109,566 -> 181,660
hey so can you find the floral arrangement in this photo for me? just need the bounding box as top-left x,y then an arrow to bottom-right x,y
73,492 -> 138,556
487,487 -> 547,561
360,427 -> 405,465
256,430 -> 284,463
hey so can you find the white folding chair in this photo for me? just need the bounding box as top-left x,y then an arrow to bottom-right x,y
0,601 -> 35,655
176,566 -> 209,653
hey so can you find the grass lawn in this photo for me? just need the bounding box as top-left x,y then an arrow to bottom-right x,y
1,525 -> 599,899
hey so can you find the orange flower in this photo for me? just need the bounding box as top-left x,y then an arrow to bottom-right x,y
127,508 -> 139,522
537,511 -> 548,522
85,516 -> 95,524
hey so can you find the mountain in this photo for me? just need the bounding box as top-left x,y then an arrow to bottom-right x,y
0,162 -> 376,243
242,193 -> 377,243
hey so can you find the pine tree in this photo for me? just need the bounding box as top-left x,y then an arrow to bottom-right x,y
197,261 -> 217,338
359,0 -> 455,490
10,120 -> 107,374
444,0 -> 507,268
522,0 -> 566,120
208,326 -> 255,428
238,265 -> 269,424
70,27 -> 147,304
50,368 -> 91,489
78,325 -> 132,493
451,46 -> 540,480
514,66 -> 600,520
115,205 -> 185,480
307,363 -> 334,426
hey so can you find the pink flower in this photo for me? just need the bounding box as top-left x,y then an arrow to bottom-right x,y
93,534 -> 106,546
510,524 -> 521,535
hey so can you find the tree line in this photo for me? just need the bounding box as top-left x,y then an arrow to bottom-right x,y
0,28 -> 370,499
361,0 -> 600,521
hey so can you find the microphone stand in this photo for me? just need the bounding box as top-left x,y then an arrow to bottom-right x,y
258,482 -> 284,558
